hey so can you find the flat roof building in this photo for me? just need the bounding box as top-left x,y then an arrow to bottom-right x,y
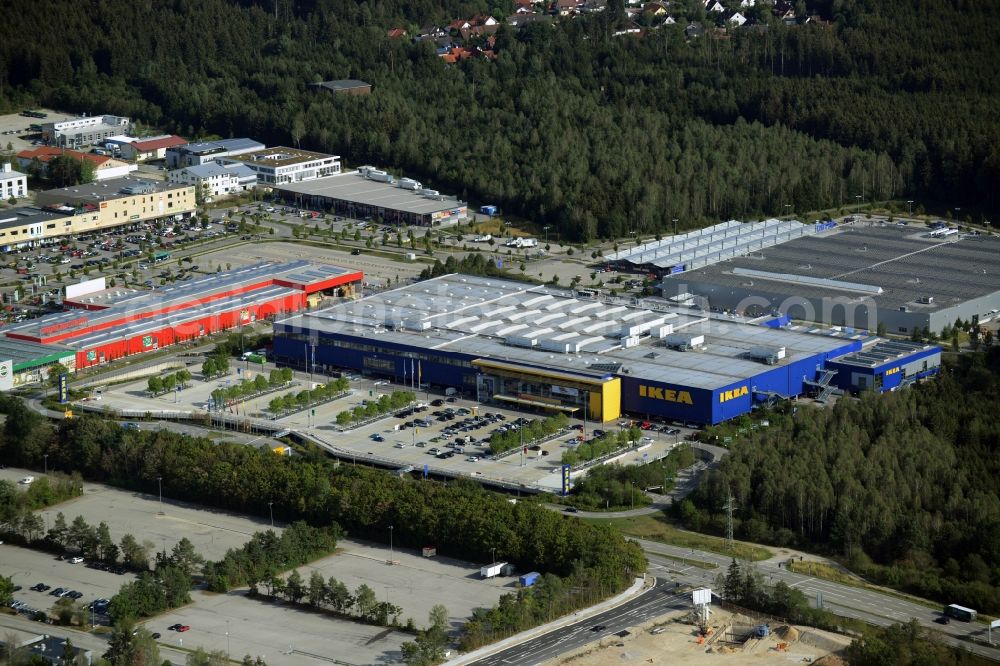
41,114 -> 131,149
0,337 -> 75,389
273,274 -> 939,425
165,138 -> 265,169
659,223 -> 1000,335
310,80 -> 372,95
273,169 -> 467,227
225,146 -> 341,185
4,261 -> 363,370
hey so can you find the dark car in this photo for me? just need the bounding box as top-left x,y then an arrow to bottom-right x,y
564,507 -> 579,513
590,625 -> 606,632
351,249 -> 362,255
431,399 -> 444,406
168,624 -> 181,631
67,591 -> 83,599
371,434 -> 385,442
151,632 -> 161,639
935,615 -> 951,625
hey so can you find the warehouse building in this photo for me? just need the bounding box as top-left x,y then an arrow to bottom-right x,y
272,274 -> 939,425
273,168 -> 468,226
659,224 -> 1000,335
3,262 -> 362,370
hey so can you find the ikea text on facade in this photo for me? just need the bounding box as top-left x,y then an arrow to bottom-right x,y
719,385 -> 749,403
638,384 -> 693,405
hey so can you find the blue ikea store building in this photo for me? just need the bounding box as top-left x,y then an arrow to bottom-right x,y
273,275 -> 941,425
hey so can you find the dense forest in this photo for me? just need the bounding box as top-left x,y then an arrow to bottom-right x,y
1,0 -> 997,239
683,349 -> 1000,612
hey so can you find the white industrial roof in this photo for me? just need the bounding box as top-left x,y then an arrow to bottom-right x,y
278,274 -> 859,391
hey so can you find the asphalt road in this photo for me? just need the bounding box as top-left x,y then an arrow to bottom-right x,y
471,581 -> 688,666
639,541 -> 1000,662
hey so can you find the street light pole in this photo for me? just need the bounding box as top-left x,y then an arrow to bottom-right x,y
855,194 -> 862,215
388,525 -> 394,564
157,476 -> 162,507
783,203 -> 791,218
268,501 -> 274,528
907,200 -> 914,217
43,454 -> 48,475
491,547 -> 496,564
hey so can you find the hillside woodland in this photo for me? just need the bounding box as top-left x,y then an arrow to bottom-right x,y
0,0 -> 997,239
684,349 -> 1000,612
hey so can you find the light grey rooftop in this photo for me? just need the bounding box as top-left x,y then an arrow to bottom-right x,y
278,274 -> 861,391
607,219 -> 820,270
662,224 -> 1000,311
273,171 -> 465,216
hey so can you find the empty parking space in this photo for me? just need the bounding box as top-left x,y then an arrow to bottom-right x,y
34,479 -> 275,562
292,539 -> 511,627
151,590 -> 411,663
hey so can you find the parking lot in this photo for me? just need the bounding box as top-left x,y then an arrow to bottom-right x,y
151,590 -> 412,663
2,543 -> 134,621
91,360 -> 688,493
33,475 -> 275,561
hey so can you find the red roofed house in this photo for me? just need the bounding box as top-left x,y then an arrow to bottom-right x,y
387,27 -> 407,39
16,147 -> 137,181
120,135 -> 188,162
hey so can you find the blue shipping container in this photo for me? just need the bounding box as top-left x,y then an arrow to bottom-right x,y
480,205 -> 498,216
519,572 -> 541,587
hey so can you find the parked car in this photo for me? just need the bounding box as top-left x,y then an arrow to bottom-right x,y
69,556 -> 84,564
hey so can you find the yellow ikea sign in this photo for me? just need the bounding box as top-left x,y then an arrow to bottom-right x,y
719,386 -> 749,403
885,367 -> 899,376
639,385 -> 693,405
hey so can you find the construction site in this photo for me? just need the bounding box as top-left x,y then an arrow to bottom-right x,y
553,607 -> 850,666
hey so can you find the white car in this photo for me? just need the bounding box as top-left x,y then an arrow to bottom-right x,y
69,556 -> 84,564
19,476 -> 34,485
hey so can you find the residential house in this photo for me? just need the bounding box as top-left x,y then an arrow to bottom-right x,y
643,1 -> 669,16
740,0 -> 755,7
387,27 -> 407,39
415,25 -> 448,42
514,0 -> 535,12
614,20 -> 643,36
0,163 -> 28,200
458,15 -> 501,39
508,13 -> 550,27
16,147 -> 136,181
663,14 -> 677,24
554,0 -> 582,15
704,0 -> 725,12
772,1 -> 797,21
724,10 -> 747,26
685,22 -> 705,37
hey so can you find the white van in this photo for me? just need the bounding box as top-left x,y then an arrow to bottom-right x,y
20,476 -> 34,485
